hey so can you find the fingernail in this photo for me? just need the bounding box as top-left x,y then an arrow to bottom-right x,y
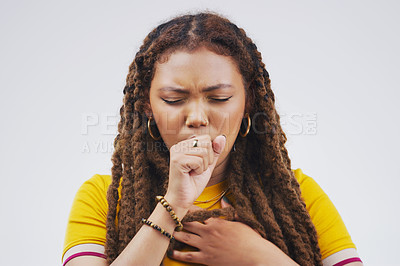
222,195 -> 231,204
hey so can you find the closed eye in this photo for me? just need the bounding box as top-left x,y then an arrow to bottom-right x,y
161,95 -> 233,105
161,98 -> 184,104
209,96 -> 233,102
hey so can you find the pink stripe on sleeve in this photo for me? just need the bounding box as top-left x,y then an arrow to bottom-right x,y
63,251 -> 107,266
333,257 -> 363,266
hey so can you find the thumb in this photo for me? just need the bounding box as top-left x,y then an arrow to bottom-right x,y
212,134 -> 226,156
221,195 -> 241,221
221,195 -> 232,209
209,135 -> 226,170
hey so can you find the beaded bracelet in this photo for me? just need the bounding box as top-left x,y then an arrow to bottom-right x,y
141,218 -> 175,241
156,196 -> 183,231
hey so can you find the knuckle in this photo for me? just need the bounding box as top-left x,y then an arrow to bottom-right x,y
200,148 -> 208,156
209,228 -> 219,236
170,143 -> 177,150
205,219 -> 220,232
208,217 -> 218,223
199,136 -> 211,145
205,253 -> 215,262
170,156 -> 179,163
183,253 -> 194,262
182,233 -> 192,243
193,157 -> 202,165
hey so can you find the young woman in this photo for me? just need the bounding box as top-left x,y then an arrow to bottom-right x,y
63,12 -> 362,266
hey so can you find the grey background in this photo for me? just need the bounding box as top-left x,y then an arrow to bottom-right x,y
0,0 -> 399,265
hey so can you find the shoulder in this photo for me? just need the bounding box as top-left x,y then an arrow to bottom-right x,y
79,174 -> 112,192
63,174 -> 113,263
291,168 -> 358,261
292,168 -> 318,190
70,174 -> 115,223
70,174 -> 112,210
292,168 -> 326,202
71,174 -> 113,210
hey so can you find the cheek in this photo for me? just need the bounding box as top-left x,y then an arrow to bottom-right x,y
153,109 -> 182,146
230,98 -> 246,130
215,103 -> 245,144
230,113 -> 244,142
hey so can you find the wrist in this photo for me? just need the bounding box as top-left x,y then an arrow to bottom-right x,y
162,194 -> 189,221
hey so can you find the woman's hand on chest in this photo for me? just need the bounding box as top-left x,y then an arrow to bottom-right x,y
169,201 -> 299,266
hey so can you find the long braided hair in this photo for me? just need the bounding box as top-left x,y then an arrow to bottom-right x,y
106,12 -> 322,265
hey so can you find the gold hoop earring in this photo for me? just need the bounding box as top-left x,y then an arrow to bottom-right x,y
239,113 -> 251,137
148,117 -> 161,140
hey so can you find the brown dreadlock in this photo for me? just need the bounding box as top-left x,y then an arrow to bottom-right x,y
105,12 -> 322,265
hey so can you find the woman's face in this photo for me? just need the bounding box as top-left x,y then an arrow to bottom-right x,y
148,46 -> 246,168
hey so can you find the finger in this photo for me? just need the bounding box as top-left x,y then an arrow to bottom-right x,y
234,213 -> 241,221
220,195 -> 232,208
182,221 -> 206,235
220,196 -> 241,221
184,147 -> 208,171
183,157 -> 204,175
203,217 -> 220,225
212,135 -> 226,155
173,231 -> 202,247
169,250 -> 204,264
188,136 -> 212,170
172,136 -> 208,154
202,149 -> 208,171
182,135 -> 213,169
205,137 -> 213,167
186,135 -> 211,150
198,136 -> 213,167
208,135 -> 226,171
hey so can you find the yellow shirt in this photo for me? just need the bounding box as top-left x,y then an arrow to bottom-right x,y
62,169 -> 355,265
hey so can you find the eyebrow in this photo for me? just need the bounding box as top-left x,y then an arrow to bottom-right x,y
158,83 -> 233,94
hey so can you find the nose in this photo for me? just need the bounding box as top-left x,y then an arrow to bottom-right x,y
185,100 -> 209,128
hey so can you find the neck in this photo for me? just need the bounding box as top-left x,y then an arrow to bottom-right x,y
206,153 -> 230,187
